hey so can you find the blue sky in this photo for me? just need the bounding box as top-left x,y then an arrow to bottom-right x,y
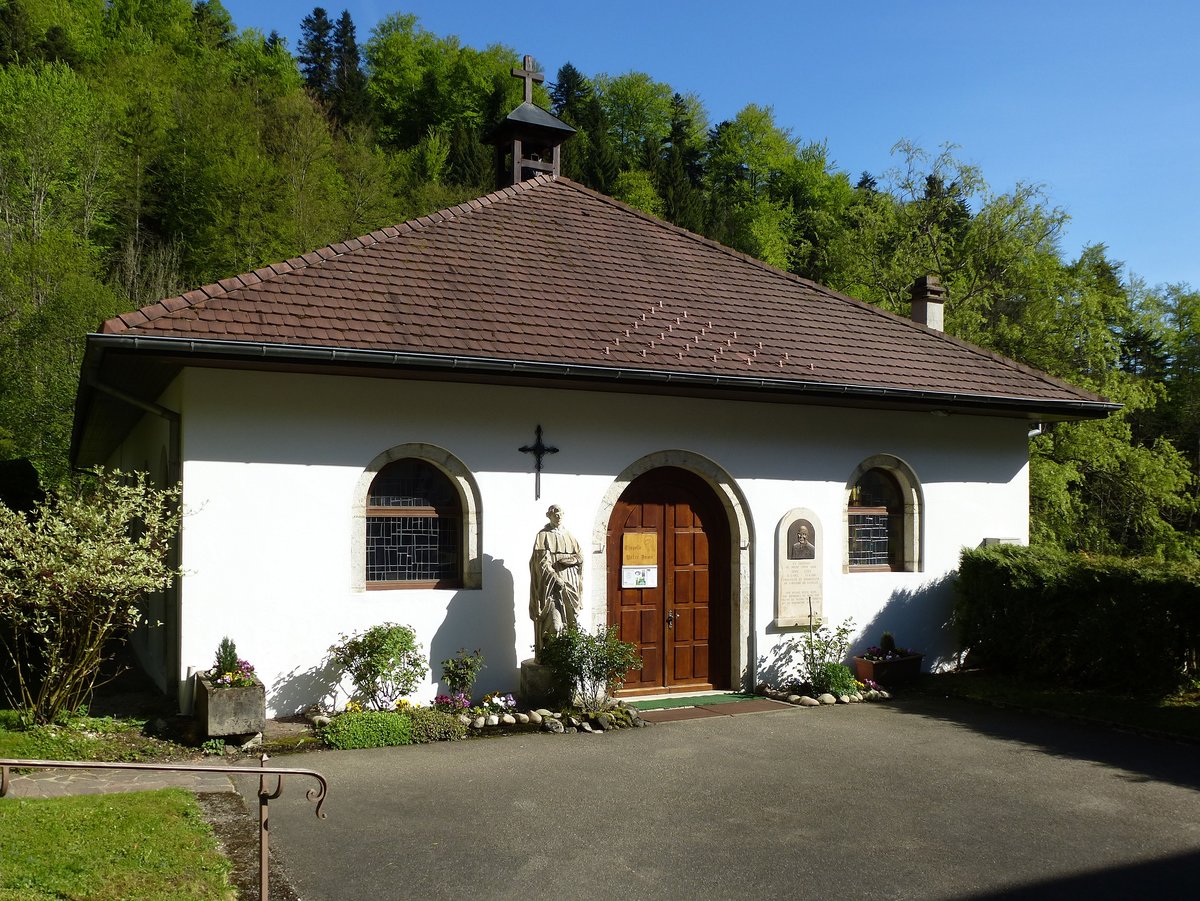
221,0 -> 1200,291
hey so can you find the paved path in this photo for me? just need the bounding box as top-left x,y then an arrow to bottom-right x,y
5,761 -> 236,797
227,696 -> 1200,901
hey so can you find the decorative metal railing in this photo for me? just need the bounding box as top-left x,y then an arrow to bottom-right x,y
1,753 -> 327,901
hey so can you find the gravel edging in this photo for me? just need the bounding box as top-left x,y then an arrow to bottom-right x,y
195,790 -> 302,901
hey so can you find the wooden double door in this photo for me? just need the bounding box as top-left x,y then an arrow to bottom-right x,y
607,467 -> 730,692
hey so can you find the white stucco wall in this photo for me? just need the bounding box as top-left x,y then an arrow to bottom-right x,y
168,367 -> 1029,714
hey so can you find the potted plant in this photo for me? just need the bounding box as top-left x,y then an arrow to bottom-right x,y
852,631 -> 923,686
194,637 -> 266,737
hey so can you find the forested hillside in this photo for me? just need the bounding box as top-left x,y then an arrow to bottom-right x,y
1,0 -> 1197,560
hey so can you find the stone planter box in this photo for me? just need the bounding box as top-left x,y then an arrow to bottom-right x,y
853,653 -> 923,686
195,675 -> 266,738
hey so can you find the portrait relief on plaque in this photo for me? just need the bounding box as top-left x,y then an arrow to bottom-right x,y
775,508 -> 823,630
787,519 -> 816,560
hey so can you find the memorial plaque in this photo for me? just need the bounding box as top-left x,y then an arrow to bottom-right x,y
775,508 -> 823,628
622,532 -> 657,566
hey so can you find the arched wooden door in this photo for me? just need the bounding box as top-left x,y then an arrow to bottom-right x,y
607,467 -> 731,692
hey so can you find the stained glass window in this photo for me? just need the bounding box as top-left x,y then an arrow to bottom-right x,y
848,468 -> 903,570
366,459 -> 460,587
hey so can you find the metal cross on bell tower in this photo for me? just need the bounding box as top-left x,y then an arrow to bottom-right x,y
519,425 -> 559,501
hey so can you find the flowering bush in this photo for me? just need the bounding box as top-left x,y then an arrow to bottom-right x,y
395,698 -> 422,712
209,637 -> 257,688
432,692 -> 471,713
328,622 -> 427,711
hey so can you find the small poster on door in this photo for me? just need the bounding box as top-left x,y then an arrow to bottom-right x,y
621,566 -> 658,589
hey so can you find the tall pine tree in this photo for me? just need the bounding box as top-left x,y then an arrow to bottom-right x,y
329,9 -> 368,128
298,7 -> 334,101
659,93 -> 704,232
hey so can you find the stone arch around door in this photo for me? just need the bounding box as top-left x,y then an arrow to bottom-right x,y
589,450 -> 753,692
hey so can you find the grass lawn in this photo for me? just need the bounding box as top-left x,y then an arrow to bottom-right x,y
0,709 -> 194,762
0,789 -> 233,901
922,671 -> 1200,742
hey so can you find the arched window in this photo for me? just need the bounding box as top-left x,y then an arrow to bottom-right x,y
366,458 -> 462,588
845,456 -> 922,573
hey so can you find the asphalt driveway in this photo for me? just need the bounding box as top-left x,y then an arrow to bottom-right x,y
233,696 -> 1200,900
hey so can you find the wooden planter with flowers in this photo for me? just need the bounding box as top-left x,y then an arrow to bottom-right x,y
195,637 -> 266,738
853,632 -> 923,687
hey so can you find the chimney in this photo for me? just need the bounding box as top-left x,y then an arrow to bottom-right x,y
910,275 -> 945,331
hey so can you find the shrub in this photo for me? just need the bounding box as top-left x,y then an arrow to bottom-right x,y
408,706 -> 468,743
320,710 -> 413,750
956,545 -> 1200,691
440,648 -> 485,698
328,623 -> 427,710
810,662 -> 857,697
540,626 -> 641,711
0,469 -> 181,724
799,618 -> 855,687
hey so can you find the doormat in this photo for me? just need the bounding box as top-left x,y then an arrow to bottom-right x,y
636,698 -> 792,724
628,692 -> 760,711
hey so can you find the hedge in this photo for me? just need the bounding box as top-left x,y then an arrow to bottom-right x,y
956,545 -> 1200,691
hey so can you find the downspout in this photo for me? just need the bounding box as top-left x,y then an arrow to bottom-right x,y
86,379 -> 184,708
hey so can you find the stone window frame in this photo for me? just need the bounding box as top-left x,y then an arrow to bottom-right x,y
843,454 -> 923,574
351,443 -> 482,591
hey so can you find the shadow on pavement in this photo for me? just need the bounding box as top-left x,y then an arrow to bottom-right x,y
964,847 -> 1200,899
887,690 -> 1200,793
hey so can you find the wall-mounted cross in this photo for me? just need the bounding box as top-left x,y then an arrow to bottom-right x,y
519,424 -> 558,500
511,54 -> 543,104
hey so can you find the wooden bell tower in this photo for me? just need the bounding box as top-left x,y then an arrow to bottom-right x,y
486,55 -> 576,187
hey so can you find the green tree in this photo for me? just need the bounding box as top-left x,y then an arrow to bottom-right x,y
658,93 -> 704,232
593,70 -> 673,158
329,8 -> 367,128
297,6 -> 333,101
612,168 -> 663,217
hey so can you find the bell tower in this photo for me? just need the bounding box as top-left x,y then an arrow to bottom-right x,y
486,55 -> 576,187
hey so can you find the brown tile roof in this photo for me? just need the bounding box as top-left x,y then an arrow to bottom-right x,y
96,175 -> 1106,410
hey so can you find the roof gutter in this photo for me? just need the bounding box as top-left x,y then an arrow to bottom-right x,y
82,333 -> 1122,419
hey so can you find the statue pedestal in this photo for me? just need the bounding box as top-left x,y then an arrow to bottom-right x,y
520,658 -> 555,708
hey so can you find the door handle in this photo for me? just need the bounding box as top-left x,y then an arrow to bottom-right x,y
666,610 -> 675,628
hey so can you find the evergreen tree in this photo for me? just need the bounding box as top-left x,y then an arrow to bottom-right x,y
298,7 -> 334,101
329,9 -> 367,128
576,95 -> 618,193
446,123 -> 493,190
659,94 -> 704,232
550,62 -> 591,121
192,1 -> 235,49
0,0 -> 33,65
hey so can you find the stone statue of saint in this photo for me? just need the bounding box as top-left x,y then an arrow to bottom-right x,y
529,504 -> 583,659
